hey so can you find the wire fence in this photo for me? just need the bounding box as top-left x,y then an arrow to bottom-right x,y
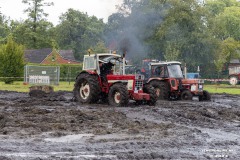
24,65 -> 60,85
0,65 -> 82,85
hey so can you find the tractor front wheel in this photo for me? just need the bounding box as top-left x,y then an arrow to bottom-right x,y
150,81 -> 169,100
199,90 -> 211,101
73,73 -> 101,103
143,85 -> 157,106
181,90 -> 193,100
108,83 -> 129,107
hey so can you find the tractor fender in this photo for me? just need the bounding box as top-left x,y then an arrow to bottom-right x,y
147,78 -> 164,84
108,81 -> 128,88
75,70 -> 98,79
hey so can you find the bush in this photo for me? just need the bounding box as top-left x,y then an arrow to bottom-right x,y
0,36 -> 25,84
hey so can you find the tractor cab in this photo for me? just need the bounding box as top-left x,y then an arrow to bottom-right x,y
83,53 -> 123,75
150,61 -> 183,79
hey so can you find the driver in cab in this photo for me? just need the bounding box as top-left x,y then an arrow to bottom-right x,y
99,59 -> 114,82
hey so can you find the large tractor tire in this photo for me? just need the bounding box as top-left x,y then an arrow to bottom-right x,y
199,90 -> 211,101
143,85 -> 157,106
108,83 -> 129,107
181,90 -> 193,100
73,73 -> 101,104
229,76 -> 238,85
150,80 -> 169,100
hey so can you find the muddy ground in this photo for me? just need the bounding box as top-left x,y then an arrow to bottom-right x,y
0,90 -> 239,160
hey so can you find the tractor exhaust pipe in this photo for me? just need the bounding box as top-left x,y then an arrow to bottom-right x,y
123,51 -> 126,75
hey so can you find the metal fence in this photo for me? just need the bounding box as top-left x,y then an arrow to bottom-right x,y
24,65 -> 60,85
59,65 -> 82,83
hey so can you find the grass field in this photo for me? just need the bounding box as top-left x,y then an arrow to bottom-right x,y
0,81 -> 240,95
0,81 -> 74,92
204,84 -> 240,94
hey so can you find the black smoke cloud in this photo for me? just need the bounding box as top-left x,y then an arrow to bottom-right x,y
104,1 -> 165,61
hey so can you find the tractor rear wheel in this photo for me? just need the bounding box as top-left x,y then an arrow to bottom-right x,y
108,83 -> 129,107
181,90 -> 193,100
150,80 -> 169,100
143,85 -> 157,106
73,73 -> 101,103
199,90 -> 211,101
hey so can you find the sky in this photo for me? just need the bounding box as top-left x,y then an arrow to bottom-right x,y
0,0 -> 123,25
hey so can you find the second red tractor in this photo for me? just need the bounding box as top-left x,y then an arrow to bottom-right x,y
145,61 -> 211,101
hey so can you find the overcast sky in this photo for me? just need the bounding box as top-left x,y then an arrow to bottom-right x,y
0,0 -> 123,25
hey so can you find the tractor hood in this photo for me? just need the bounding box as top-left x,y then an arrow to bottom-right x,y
182,79 -> 204,84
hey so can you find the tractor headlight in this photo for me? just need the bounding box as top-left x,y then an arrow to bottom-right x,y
198,79 -> 204,84
191,85 -> 197,91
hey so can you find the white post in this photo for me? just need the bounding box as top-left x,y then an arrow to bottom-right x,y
184,63 -> 187,79
123,52 -> 126,75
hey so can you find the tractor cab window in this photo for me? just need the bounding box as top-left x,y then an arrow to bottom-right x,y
83,56 -> 96,70
99,56 -> 123,75
111,57 -> 124,75
167,64 -> 183,78
152,65 -> 166,77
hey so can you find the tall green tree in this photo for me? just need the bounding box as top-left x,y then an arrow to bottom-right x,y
206,0 -> 240,73
0,35 -> 25,84
107,0 -> 216,73
152,0 -> 217,71
214,38 -> 240,73
104,13 -> 126,53
21,0 -> 54,48
0,14 -> 10,44
55,9 -> 105,60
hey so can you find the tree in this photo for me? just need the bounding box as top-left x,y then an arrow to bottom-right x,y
152,0 -> 217,70
104,13 -> 126,51
212,6 -> 240,40
205,0 -> 240,75
21,0 -> 54,48
0,14 -> 10,44
214,38 -> 240,73
109,0 -> 216,72
91,41 -> 108,53
0,35 -> 25,84
55,9 -> 105,60
164,42 -> 180,61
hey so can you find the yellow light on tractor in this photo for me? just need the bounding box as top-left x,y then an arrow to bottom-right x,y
88,49 -> 92,56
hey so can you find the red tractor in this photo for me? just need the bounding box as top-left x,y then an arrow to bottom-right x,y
135,59 -> 158,77
73,53 -> 157,106
146,61 -> 211,101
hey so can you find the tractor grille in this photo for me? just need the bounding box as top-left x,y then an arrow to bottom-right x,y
135,80 -> 143,90
135,74 -> 145,80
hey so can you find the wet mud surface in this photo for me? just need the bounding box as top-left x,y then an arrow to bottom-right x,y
0,90 -> 239,159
